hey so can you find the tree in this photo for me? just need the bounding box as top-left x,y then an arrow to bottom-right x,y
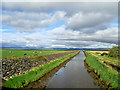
109,45 -> 120,59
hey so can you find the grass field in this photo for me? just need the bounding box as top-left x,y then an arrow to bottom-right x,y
6,52 -> 78,88
88,51 -> 119,65
0,49 -> 67,59
84,51 -> 119,88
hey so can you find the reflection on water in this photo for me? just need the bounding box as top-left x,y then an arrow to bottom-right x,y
47,51 -> 99,88
26,51 -> 100,88
25,55 -> 72,88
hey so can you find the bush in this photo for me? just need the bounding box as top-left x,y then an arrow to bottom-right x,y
96,52 -> 101,54
101,52 -> 108,56
24,54 -> 27,55
29,56 -> 48,61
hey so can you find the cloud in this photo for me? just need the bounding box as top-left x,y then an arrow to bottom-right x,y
2,11 -> 66,32
51,44 -> 66,48
1,31 -> 53,48
66,12 -> 115,32
2,2 -> 117,32
1,2 -> 118,48
2,0 -> 119,2
47,26 -> 118,48
1,26 -> 118,48
2,2 -> 117,13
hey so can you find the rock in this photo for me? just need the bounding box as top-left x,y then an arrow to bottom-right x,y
2,51 -> 77,80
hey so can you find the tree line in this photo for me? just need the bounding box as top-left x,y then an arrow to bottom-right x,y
101,45 -> 120,59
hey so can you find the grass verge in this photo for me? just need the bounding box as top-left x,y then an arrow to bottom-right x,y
84,51 -> 119,88
6,51 -> 79,88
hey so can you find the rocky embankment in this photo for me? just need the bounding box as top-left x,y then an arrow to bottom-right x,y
2,51 -> 77,80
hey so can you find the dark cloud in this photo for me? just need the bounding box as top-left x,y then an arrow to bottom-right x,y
66,12 -> 115,32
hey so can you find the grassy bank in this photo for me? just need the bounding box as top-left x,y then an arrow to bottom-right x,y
84,51 -> 119,88
6,51 -> 79,88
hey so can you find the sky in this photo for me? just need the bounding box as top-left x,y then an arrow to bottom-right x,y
0,2 -> 119,49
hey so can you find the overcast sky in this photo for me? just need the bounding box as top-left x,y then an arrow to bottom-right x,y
0,2 -> 118,48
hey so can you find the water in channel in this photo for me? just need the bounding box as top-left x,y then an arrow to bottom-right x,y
46,51 -> 99,88
27,51 -> 99,88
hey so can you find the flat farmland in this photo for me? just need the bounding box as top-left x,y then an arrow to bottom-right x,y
0,49 -> 68,59
88,51 -> 109,54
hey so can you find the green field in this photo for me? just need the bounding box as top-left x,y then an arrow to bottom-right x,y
0,49 -> 67,59
84,51 -> 119,88
89,51 -> 119,66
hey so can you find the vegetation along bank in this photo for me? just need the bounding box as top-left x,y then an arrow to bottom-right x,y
84,50 -> 120,88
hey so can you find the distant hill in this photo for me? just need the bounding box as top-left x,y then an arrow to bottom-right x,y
1,47 -> 109,51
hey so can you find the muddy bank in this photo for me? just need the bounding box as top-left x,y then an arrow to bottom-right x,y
25,51 -> 80,88
83,51 -> 112,88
